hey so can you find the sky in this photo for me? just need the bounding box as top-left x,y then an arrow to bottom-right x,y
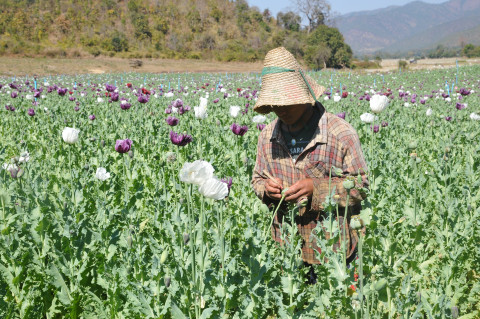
249,0 -> 448,19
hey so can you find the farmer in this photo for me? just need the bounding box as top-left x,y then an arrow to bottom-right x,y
251,47 -> 368,283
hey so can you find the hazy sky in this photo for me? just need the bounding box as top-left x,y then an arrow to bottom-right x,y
249,0 -> 448,18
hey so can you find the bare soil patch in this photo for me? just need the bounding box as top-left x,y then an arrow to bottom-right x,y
0,57 -> 263,76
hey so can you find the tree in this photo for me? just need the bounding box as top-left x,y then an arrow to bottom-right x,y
307,24 -> 352,68
277,11 -> 301,32
304,43 -> 331,69
295,0 -> 331,33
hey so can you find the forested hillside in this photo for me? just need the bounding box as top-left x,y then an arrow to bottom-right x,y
0,0 -> 352,68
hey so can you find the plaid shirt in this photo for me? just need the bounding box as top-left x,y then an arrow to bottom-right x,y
251,107 -> 369,264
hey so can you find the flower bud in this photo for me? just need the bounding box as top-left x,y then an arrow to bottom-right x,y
128,150 -> 134,159
164,276 -> 171,288
451,306 -> 459,319
183,233 -> 190,245
100,140 -> 105,147
373,278 -> 387,291
160,249 -> 168,264
408,141 -> 417,150
296,197 -> 309,208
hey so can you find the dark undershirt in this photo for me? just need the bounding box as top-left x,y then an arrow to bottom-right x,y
281,107 -> 321,161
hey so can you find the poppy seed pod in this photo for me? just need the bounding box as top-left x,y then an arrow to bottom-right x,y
183,233 -> 190,245
408,141 -> 417,150
100,140 -> 105,147
164,276 -> 171,288
350,216 -> 364,230
343,179 -> 355,190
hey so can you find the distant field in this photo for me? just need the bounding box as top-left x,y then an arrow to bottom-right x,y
0,56 -> 264,76
1,56 -> 480,76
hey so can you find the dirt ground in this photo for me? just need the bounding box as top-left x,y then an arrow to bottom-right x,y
0,56 -> 479,77
0,57 -> 263,77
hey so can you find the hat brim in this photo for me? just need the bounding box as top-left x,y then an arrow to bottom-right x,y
254,72 -> 326,114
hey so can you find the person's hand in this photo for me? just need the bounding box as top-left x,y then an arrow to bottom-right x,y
284,178 -> 313,203
265,177 -> 283,200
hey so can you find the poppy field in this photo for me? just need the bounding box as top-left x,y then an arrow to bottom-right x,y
1,66 -> 480,318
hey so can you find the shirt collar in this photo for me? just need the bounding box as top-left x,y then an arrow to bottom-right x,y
270,104 -> 328,145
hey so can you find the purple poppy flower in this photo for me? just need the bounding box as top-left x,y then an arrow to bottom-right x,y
111,92 -> 119,102
371,125 -> 380,133
221,177 -> 233,193
165,116 -> 179,126
165,107 -> 172,114
445,116 -> 452,121
28,108 -> 35,116
31,101 -> 38,106
11,91 -> 18,98
411,98 -> 416,103
9,83 -> 18,90
455,102 -> 466,110
105,84 -> 116,92
69,96 -> 76,102
231,123 -> 248,136
89,114 -> 96,121
442,93 -> 449,99
172,99 -> 183,108
336,112 -> 346,119
115,139 -> 133,153
381,121 -> 388,127
213,98 -> 219,103
169,131 -> 193,146
74,106 -> 80,112
365,95 -> 371,101
459,88 -> 470,96
121,102 -> 131,110
57,88 -> 68,96
138,95 -> 149,103
34,91 -> 41,98
420,99 -> 426,104
256,124 -> 266,131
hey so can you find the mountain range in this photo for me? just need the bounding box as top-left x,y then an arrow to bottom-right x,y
334,0 -> 480,55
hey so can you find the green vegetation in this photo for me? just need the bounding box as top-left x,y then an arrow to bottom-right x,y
0,0 -> 352,68
462,44 -> 480,58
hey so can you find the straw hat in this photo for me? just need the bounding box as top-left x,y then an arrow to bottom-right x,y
254,47 -> 326,114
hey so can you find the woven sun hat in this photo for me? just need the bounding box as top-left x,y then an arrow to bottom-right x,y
254,47 -> 326,114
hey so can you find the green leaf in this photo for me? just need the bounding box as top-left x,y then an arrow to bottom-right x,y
171,302 -> 187,319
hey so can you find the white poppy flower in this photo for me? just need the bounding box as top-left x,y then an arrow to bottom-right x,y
426,108 -> 433,116
165,92 -> 174,98
179,160 -> 214,186
324,95 -> 330,100
199,97 -> 208,109
470,113 -> 480,120
333,95 -> 341,102
41,95 -> 46,99
18,151 -> 30,163
404,102 -> 410,107
369,94 -> 389,114
198,177 -> 229,200
360,113 -> 376,123
26,94 -> 33,100
445,97 -> 451,102
229,106 -> 241,117
252,115 -> 266,123
62,127 -> 80,144
97,97 -> 104,103
194,105 -> 208,119
95,167 -> 111,181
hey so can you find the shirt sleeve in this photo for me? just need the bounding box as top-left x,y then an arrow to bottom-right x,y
251,132 -> 268,201
310,131 -> 369,211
